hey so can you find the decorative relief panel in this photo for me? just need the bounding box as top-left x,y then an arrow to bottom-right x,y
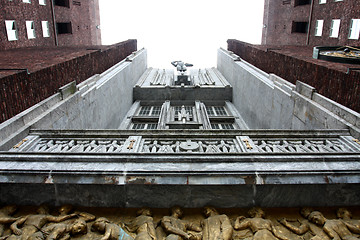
10,133 -> 360,154
28,139 -> 126,153
140,139 -> 239,153
253,139 -> 356,153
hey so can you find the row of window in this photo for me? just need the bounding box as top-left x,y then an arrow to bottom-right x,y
315,19 -> 360,39
293,0 -> 343,6
5,20 -> 73,41
319,0 -> 343,4
9,0 -> 77,7
131,123 -> 235,130
5,20 -> 50,41
17,0 -> 46,5
137,106 -> 230,117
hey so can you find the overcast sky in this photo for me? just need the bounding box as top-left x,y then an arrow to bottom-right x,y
99,0 -> 265,68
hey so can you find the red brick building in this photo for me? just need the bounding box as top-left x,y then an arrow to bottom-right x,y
262,0 -> 360,46
1,0 -> 101,50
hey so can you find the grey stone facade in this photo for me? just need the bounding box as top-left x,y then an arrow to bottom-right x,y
0,48 -> 359,208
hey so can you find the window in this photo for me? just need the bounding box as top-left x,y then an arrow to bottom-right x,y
314,20 -> 324,36
348,19 -> 360,40
334,0 -> 343,2
319,0 -> 326,3
39,0 -> 46,5
206,106 -> 228,116
138,106 -> 161,116
5,20 -> 18,41
211,124 -> 235,130
23,0 -> 31,3
56,22 -> 72,34
294,0 -> 311,6
292,21 -> 308,33
132,123 -> 158,130
330,19 -> 341,38
42,21 -> 50,37
73,1 -> 81,6
26,21 -> 36,39
54,0 -> 69,7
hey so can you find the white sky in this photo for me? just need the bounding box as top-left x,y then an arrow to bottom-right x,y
99,0 -> 265,68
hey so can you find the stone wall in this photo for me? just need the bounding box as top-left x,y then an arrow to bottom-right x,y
227,39 -> 360,113
0,39 -> 137,124
217,48 -> 360,137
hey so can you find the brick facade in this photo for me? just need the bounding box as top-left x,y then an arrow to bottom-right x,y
228,39 -> 360,112
262,0 -> 360,46
0,39 -> 137,123
0,0 -> 101,50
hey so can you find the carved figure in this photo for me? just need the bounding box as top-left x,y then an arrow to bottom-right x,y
171,61 -> 193,74
125,208 -> 156,240
92,217 -> 133,240
234,207 -> 280,240
38,204 -> 96,240
0,205 -> 19,237
56,204 -> 95,222
278,207 -> 330,240
201,207 -> 232,240
161,206 -> 201,240
9,205 -> 76,240
40,218 -> 87,240
308,210 -> 360,240
337,208 -> 360,228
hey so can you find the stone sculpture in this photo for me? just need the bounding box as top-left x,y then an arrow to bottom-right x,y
92,217 -> 134,240
37,204 -> 96,240
0,206 -> 19,237
124,208 -> 157,240
161,206 -> 201,240
278,207 -> 333,240
201,207 -> 232,240
234,207 -> 280,240
40,218 -> 87,240
308,210 -> 360,240
171,61 -> 193,74
337,208 -> 360,231
9,205 -> 76,240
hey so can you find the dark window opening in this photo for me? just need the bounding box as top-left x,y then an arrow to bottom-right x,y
292,21 -> 308,33
56,22 -> 72,34
73,1 -> 81,6
294,0 -> 311,6
54,0 -> 70,7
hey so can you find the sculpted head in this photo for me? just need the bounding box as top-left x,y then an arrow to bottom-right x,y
92,217 -> 110,233
58,204 -> 73,215
337,208 -> 352,220
203,206 -> 218,217
308,211 -> 326,226
71,219 -> 87,235
1,205 -> 17,215
137,207 -> 152,217
248,207 -> 265,218
300,207 -> 313,219
171,206 -> 183,218
37,205 -> 50,214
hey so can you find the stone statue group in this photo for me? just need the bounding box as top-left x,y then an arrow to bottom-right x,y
0,205 -> 359,240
